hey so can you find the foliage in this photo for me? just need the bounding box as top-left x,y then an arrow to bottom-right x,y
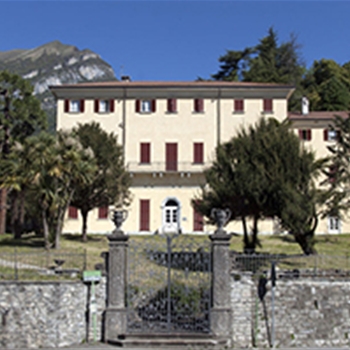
212,27 -> 305,110
70,122 -> 130,241
322,115 -> 350,219
1,131 -> 96,249
193,118 -> 324,255
0,70 -> 47,235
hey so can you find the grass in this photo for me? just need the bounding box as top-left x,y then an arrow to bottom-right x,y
0,231 -> 350,280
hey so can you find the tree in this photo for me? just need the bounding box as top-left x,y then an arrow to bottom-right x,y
322,115 -> 350,221
3,131 -> 96,249
0,71 -> 47,235
212,28 -> 305,110
193,118 -> 323,254
70,122 -> 130,242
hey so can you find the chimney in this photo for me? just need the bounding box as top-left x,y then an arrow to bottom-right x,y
121,76 -> 131,82
302,96 -> 309,115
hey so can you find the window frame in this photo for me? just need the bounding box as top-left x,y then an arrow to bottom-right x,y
194,98 -> 204,113
167,98 -> 177,113
263,98 -> 273,113
98,206 -> 109,219
298,129 -> 312,141
234,99 -> 244,113
68,206 -> 78,219
140,142 -> 151,164
193,142 -> 204,164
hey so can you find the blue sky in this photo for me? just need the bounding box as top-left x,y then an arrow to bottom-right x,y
1,1 -> 350,81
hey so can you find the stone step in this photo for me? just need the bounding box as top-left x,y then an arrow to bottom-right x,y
109,334 -> 231,349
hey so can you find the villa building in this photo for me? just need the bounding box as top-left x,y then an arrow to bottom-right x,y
50,80 -> 347,235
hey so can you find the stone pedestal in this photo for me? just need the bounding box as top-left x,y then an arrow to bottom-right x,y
210,231 -> 232,338
104,233 -> 128,342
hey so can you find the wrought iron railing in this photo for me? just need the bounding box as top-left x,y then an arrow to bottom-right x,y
127,161 -> 211,173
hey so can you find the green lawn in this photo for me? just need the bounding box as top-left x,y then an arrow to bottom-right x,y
0,232 -> 349,280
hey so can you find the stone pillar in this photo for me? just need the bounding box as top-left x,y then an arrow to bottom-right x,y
104,233 -> 128,342
210,231 -> 232,338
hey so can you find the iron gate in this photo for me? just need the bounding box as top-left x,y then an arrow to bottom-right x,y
126,234 -> 212,334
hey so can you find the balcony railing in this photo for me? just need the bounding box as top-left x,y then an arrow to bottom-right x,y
127,161 -> 211,173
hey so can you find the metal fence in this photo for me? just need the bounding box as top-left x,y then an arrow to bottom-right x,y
0,249 -> 87,280
231,252 -> 350,279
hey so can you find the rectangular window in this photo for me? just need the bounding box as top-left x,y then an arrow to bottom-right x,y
263,99 -> 273,113
65,99 -> 84,113
98,206 -> 108,219
194,98 -> 204,113
136,99 -> 156,113
328,216 -> 341,233
140,143 -> 151,164
193,142 -> 204,164
167,98 -> 177,113
193,208 -> 204,231
68,206 -> 78,219
234,99 -> 244,112
166,143 -> 178,171
324,129 -> 338,141
94,99 -> 115,113
298,129 -> 312,141
140,199 -> 150,231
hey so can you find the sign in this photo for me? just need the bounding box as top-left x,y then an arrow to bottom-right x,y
83,270 -> 101,282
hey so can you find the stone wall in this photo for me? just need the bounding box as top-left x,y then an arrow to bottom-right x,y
0,279 -> 106,349
231,274 -> 350,348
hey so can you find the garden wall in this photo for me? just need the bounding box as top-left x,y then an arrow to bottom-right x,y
0,279 -> 106,349
231,274 -> 350,348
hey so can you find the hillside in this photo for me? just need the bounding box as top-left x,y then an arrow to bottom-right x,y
0,41 -> 117,131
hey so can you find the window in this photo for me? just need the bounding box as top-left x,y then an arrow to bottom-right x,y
140,199 -> 150,231
193,209 -> 204,231
298,129 -> 312,141
193,142 -> 204,164
94,99 -> 115,113
166,143 -> 178,171
324,129 -> 338,141
140,143 -> 150,164
194,98 -> 204,113
328,216 -> 341,233
65,99 -> 84,113
234,99 -> 244,113
98,206 -> 108,219
263,99 -> 273,113
68,206 -> 78,219
136,99 -> 156,113
167,98 -> 177,113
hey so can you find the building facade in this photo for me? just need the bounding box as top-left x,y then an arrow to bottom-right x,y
50,81 -> 346,235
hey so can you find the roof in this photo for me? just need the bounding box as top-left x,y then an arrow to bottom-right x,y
288,111 -> 349,121
50,80 -> 294,89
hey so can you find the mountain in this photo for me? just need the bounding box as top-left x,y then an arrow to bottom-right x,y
0,41 -> 117,131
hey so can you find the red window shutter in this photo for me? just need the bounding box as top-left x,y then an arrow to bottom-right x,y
140,143 -> 150,164
298,129 -> 303,140
94,100 -> 99,113
98,206 -> 108,219
234,99 -> 244,112
194,99 -> 204,112
64,99 -> 69,113
263,99 -> 273,112
167,99 -> 177,112
166,143 -> 178,171
80,99 -> 85,113
110,99 -> 115,112
307,129 -> 312,141
193,208 -> 204,231
140,199 -> 150,231
324,129 -> 329,141
193,143 -> 204,164
151,99 -> 156,112
68,206 -> 78,219
136,99 -> 141,112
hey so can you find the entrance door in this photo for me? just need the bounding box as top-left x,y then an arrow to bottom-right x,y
162,199 -> 179,233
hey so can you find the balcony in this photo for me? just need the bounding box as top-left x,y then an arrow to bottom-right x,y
127,161 -> 211,174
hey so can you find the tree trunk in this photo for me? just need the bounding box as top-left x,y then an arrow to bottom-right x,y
294,231 -> 316,255
42,210 -> 50,250
81,209 -> 89,243
0,188 -> 7,235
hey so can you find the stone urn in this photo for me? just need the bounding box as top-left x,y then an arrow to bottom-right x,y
111,209 -> 128,232
211,208 -> 231,232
